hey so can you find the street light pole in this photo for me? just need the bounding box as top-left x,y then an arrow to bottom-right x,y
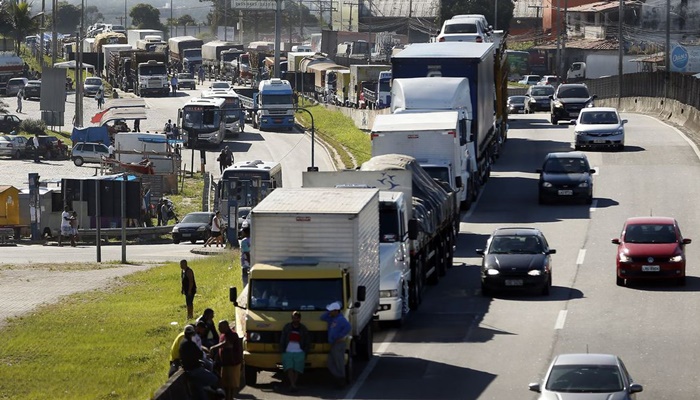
295,107 -> 316,171
494,0 -> 498,30
665,0 -> 671,98
617,0 -> 623,107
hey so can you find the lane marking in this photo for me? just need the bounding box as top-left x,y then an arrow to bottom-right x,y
346,328 -> 397,399
589,199 -> 598,212
554,310 -> 568,330
576,249 -> 586,266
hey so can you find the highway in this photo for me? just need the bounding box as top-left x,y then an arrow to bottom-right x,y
235,111 -> 700,399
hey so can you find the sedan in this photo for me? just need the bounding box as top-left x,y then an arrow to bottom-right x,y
613,216 -> 691,286
524,85 -> 555,113
23,80 -> 41,100
84,77 -> 103,97
171,211 -> 215,244
0,135 -> 30,159
518,75 -> 541,86
538,152 -> 595,205
209,81 -> 233,93
529,353 -> 643,399
476,227 -> 556,295
574,107 -> 627,151
507,95 -> 526,114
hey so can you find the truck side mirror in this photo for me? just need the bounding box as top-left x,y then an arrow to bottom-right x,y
229,286 -> 238,303
356,285 -> 366,302
455,176 -> 463,188
408,219 -> 419,240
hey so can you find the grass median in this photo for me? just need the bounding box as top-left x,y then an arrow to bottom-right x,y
0,254 -> 243,399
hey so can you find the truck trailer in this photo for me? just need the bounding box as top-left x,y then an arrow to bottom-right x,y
168,36 -> 204,72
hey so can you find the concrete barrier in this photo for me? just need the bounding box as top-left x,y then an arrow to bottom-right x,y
152,369 -> 191,400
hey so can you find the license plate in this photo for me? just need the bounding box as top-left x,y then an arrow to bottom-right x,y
593,139 -> 606,144
558,190 -> 573,195
570,112 -> 579,117
181,233 -> 191,238
642,265 -> 660,272
505,279 -> 523,286
274,119 -> 282,123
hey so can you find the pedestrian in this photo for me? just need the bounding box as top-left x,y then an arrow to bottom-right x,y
58,205 -> 72,247
280,311 -> 310,392
108,142 -> 115,158
196,308 -> 219,349
95,87 -> 104,109
171,74 -> 178,96
16,87 -> 23,113
161,199 -> 170,226
224,146 -> 233,168
69,211 -> 79,246
168,327 -> 186,377
321,301 -> 351,388
32,133 -> 40,163
204,211 -> 223,247
133,118 -> 141,132
210,320 -> 242,400
180,259 -> 197,320
217,149 -> 227,173
239,226 -> 250,274
164,119 -> 173,135
172,124 -> 180,140
198,65 -> 205,85
179,324 -> 220,399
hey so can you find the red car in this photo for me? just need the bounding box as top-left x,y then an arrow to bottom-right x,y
613,217 -> 691,286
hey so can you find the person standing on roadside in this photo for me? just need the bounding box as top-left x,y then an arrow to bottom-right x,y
171,74 -> 178,96
181,260 -> 197,320
280,311 -> 310,392
204,211 -> 223,247
210,320 -> 242,400
32,133 -> 40,163
58,205 -> 72,247
321,301 -> 351,388
16,87 -> 23,113
179,324 -> 220,399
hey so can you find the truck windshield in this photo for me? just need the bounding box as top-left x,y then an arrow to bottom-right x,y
183,49 -> 202,58
140,65 -> 167,75
249,278 -> 343,311
379,207 -> 400,243
379,80 -> 391,92
261,94 -> 293,105
182,107 -> 221,130
421,166 -> 451,186
222,52 -> 241,62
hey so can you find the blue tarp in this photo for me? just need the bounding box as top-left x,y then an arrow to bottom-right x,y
71,126 -> 110,146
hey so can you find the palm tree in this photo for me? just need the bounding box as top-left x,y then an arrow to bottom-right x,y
3,0 -> 40,55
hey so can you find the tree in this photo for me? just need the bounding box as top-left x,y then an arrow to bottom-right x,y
52,1 -> 81,33
1,0 -> 40,55
177,14 -> 196,26
130,3 -> 166,31
85,5 -> 104,27
440,0 -> 515,33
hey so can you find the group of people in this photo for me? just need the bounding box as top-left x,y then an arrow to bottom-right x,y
158,198 -> 178,226
163,119 -> 180,139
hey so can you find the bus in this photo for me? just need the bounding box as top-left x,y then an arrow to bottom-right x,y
217,160 -> 283,237
201,90 -> 245,137
505,50 -> 530,81
178,97 -> 226,147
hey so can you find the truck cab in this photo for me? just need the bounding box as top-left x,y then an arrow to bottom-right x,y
255,78 -> 295,131
136,59 -> 169,97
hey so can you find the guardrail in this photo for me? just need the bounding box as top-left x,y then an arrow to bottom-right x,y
78,225 -> 173,238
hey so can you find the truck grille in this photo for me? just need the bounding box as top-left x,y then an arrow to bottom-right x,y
268,109 -> 289,115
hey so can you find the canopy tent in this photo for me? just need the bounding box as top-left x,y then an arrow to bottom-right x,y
91,99 -> 147,123
53,60 -> 96,73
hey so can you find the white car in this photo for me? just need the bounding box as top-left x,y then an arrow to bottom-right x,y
519,75 -> 541,86
437,17 -> 491,43
573,107 -> 627,151
209,81 -> 233,93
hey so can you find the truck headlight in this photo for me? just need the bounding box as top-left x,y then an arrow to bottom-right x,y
528,270 -> 543,276
248,332 -> 261,342
380,289 -> 399,298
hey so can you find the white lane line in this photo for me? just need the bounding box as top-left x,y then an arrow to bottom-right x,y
346,329 -> 397,399
554,310 -> 568,330
589,199 -> 598,212
576,249 -> 586,266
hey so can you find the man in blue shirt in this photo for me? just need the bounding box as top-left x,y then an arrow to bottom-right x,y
320,301 -> 351,388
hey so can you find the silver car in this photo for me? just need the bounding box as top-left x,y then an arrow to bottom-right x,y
0,135 -> 30,159
71,142 -> 109,166
574,107 -> 627,151
83,77 -> 103,97
529,353 -> 643,399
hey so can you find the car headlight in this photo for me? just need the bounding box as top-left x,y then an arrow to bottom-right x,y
578,182 -> 589,188
486,268 -> 500,276
380,289 -> 399,298
528,270 -> 543,276
619,253 -> 631,262
670,254 -> 684,262
574,131 -> 583,136
172,226 -> 179,233
617,127 -> 625,134
197,226 -> 206,231
553,101 -> 563,108
542,182 -> 553,188
248,332 -> 261,342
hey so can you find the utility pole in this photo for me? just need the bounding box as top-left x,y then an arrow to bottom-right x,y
51,0 -> 57,65
274,0 -> 281,78
665,0 -> 670,98
116,16 -> 126,25
367,0 -> 372,61
75,0 -> 85,128
343,1 -> 356,31
170,0 -> 173,38
556,0 -> 561,76
617,0 -> 623,106
125,0 -> 128,29
39,0 -> 45,66
299,0 -> 304,40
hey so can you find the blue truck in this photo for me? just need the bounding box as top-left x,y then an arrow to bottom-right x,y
237,78 -> 295,131
391,42 -> 505,188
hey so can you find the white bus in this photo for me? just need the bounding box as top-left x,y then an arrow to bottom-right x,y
201,90 -> 245,136
179,97 -> 226,147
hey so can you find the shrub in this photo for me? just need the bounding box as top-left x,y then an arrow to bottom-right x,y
20,118 -> 46,135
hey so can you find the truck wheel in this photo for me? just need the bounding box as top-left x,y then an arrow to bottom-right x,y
409,257 -> 424,311
345,349 -> 354,384
357,323 -> 373,361
245,365 -> 258,386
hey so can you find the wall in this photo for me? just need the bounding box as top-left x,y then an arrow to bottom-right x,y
325,103 -> 391,131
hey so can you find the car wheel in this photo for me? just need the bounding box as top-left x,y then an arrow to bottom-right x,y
616,276 -> 625,287
541,276 -> 551,296
481,282 -> 492,296
190,239 -> 198,244
551,116 -> 558,125
173,239 -> 180,244
678,276 -> 686,286
585,195 -> 593,205
574,144 -> 581,151
617,144 -> 624,151
73,157 -> 84,166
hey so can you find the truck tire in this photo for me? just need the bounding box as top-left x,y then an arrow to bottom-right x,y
427,244 -> 442,285
345,349 -> 354,384
409,256 -> 424,311
245,365 -> 258,386
357,323 -> 373,361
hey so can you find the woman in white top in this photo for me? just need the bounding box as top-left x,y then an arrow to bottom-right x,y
204,211 -> 223,247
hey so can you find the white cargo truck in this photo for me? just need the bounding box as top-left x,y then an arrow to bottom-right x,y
101,44 -> 133,77
126,29 -> 163,48
347,64 -> 391,108
231,188 -> 380,385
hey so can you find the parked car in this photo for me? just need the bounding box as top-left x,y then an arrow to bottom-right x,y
518,75 -> 541,86
0,114 -> 21,133
23,80 -> 41,100
83,77 -> 103,97
529,353 -> 643,399
550,83 -> 596,125
237,206 -> 251,228
208,81 -> 232,93
171,211 -> 216,244
574,107 -> 627,151
613,216 -> 691,287
524,85 -> 555,113
507,95 -> 526,114
537,151 -> 595,205
177,73 -> 196,90
436,16 -> 491,43
5,77 -> 28,97
0,135 -> 30,159
476,227 -> 556,296
538,75 -> 559,87
26,135 -> 69,160
71,142 -> 109,166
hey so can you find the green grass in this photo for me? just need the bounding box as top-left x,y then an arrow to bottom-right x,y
0,254 -> 243,400
295,99 -> 372,169
169,172 -> 206,217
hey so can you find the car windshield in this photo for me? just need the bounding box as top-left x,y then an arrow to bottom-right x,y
509,96 -> 526,104
237,208 -> 251,219
558,87 -> 590,98
180,213 -> 212,224
546,365 -> 624,393
488,235 -> 543,254
249,278 -> 343,311
178,73 -> 193,79
445,23 -> 478,34
580,111 -> 619,124
85,78 -> 101,85
543,157 -> 590,174
211,82 -> 230,89
531,87 -> 554,96
624,224 -> 677,244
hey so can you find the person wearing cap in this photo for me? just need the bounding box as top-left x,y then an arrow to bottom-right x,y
179,324 -> 220,399
280,311 -> 310,392
321,301 -> 351,388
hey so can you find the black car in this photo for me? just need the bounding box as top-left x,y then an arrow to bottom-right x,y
524,84 -> 555,113
172,211 -> 215,244
26,135 -> 69,160
23,80 -> 41,100
537,152 -> 595,205
0,114 -> 21,133
476,227 -> 556,295
507,95 -> 526,114
549,83 -> 596,124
